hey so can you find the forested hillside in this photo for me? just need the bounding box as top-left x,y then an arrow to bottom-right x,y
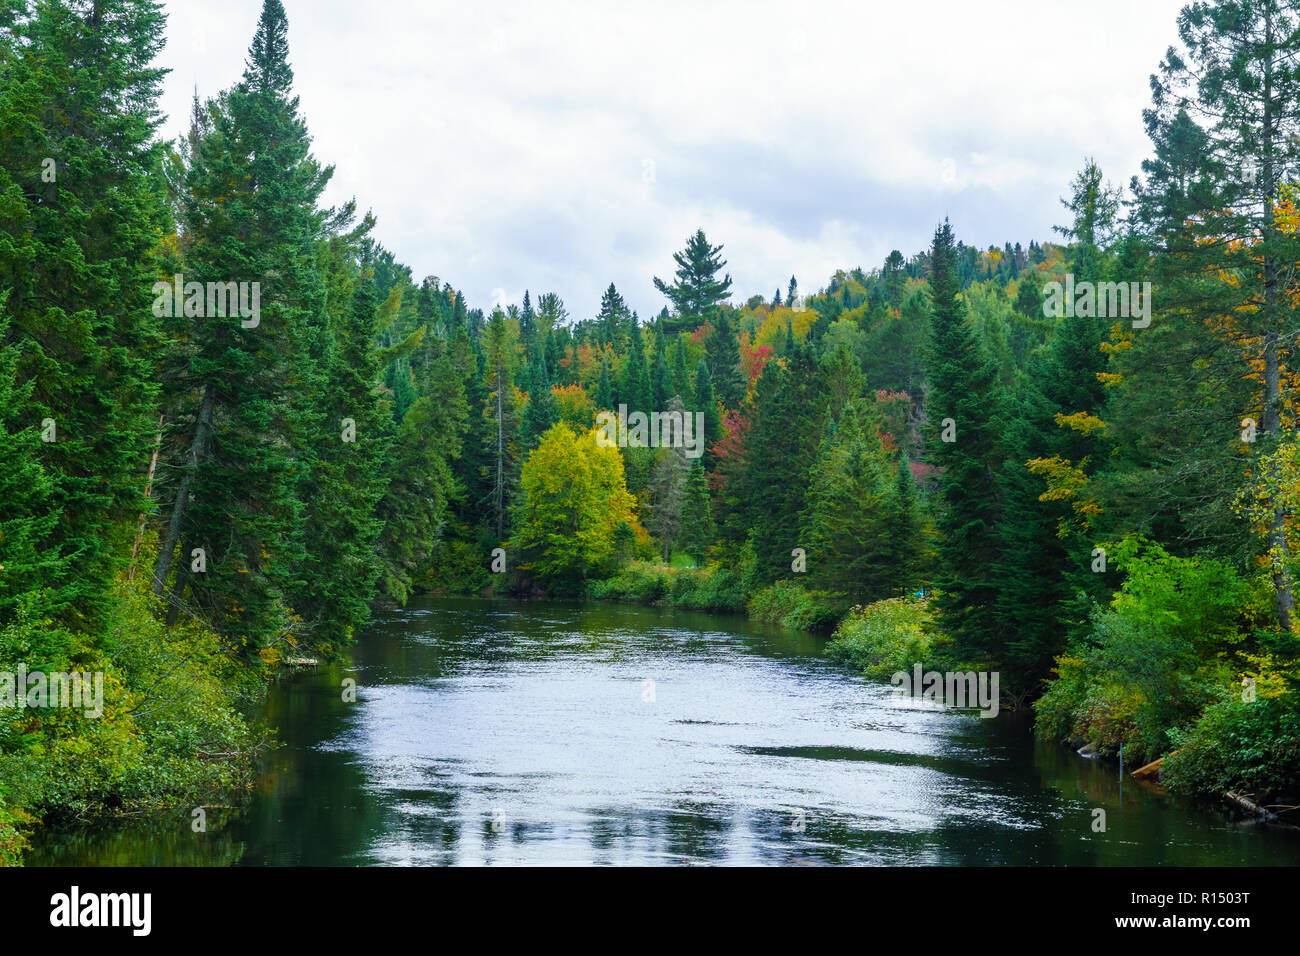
1,0 -> 1298,863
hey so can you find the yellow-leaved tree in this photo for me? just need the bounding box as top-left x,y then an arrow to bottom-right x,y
512,423 -> 640,588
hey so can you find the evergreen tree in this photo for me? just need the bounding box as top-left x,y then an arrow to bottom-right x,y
594,354 -> 614,412
801,398 -> 895,602
704,311 -> 745,410
620,318 -> 652,414
883,452 -> 925,595
0,297 -> 69,620
1134,0 -> 1300,632
596,282 -> 630,349
671,337 -> 692,404
694,359 -> 722,466
651,320 -> 672,410
741,343 -> 827,583
0,0 -> 170,624
155,0 -> 333,649
520,359 -> 560,450
679,458 -> 714,565
924,220 -> 1006,664
653,229 -> 734,333
289,271 -> 394,650
483,306 -> 520,540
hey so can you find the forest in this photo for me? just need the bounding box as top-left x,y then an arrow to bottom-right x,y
1,0 -> 1299,864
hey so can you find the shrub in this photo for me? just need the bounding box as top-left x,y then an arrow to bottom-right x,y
1162,673 -> 1300,807
747,581 -> 842,633
825,596 -> 937,679
588,561 -> 673,603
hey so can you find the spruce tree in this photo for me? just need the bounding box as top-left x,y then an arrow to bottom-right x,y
520,359 -> 560,450
801,399 -> 895,602
620,318 -> 652,414
653,229 -> 734,333
154,0 -> 332,650
289,273 -> 394,651
693,360 -> 722,467
924,220 -> 1006,663
704,311 -> 745,410
0,0 -> 170,623
679,458 -> 714,565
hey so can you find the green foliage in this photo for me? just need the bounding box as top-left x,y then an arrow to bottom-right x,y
924,219 -> 1007,666
747,581 -> 841,633
826,597 -> 940,680
1034,538 -> 1265,763
653,229 -> 734,333
0,578 -> 263,840
1163,683 -> 1300,806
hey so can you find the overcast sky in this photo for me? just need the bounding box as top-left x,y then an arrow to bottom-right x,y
159,0 -> 1190,321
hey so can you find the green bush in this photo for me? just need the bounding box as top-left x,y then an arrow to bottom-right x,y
1034,537 -> 1265,765
421,534 -> 495,596
588,561 -> 673,603
747,581 -> 842,633
825,596 -> 937,679
0,583 -> 265,856
1163,682 -> 1300,807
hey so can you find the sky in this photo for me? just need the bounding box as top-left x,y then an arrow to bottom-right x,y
158,0 -> 1191,321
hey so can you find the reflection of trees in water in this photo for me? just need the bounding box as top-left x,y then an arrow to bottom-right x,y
28,808 -> 246,867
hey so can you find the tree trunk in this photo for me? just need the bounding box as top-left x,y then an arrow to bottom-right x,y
154,384 -> 215,600
127,414 -> 164,581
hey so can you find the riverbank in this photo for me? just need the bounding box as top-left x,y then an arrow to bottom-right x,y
575,563 -> 1300,824
0,574 -> 273,865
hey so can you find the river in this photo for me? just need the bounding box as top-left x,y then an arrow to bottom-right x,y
29,597 -> 1300,865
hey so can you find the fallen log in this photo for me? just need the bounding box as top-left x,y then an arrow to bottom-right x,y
1130,757 -> 1164,780
1225,791 -> 1277,820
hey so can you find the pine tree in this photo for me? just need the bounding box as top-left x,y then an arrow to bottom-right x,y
679,458 -> 714,565
653,229 -> 734,333
924,220 -> 1006,663
704,311 -> 745,410
1133,0 -> 1300,632
520,359 -> 560,450
152,0 -> 337,650
0,0 -> 170,624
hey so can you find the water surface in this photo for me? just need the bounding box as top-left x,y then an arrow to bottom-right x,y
31,597 -> 1300,865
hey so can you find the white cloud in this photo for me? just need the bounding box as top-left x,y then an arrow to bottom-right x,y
159,0 -> 1188,320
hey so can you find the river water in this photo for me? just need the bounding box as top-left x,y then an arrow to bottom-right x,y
30,597 -> 1300,865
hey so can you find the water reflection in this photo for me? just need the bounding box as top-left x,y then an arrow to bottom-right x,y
29,597 -> 1300,866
